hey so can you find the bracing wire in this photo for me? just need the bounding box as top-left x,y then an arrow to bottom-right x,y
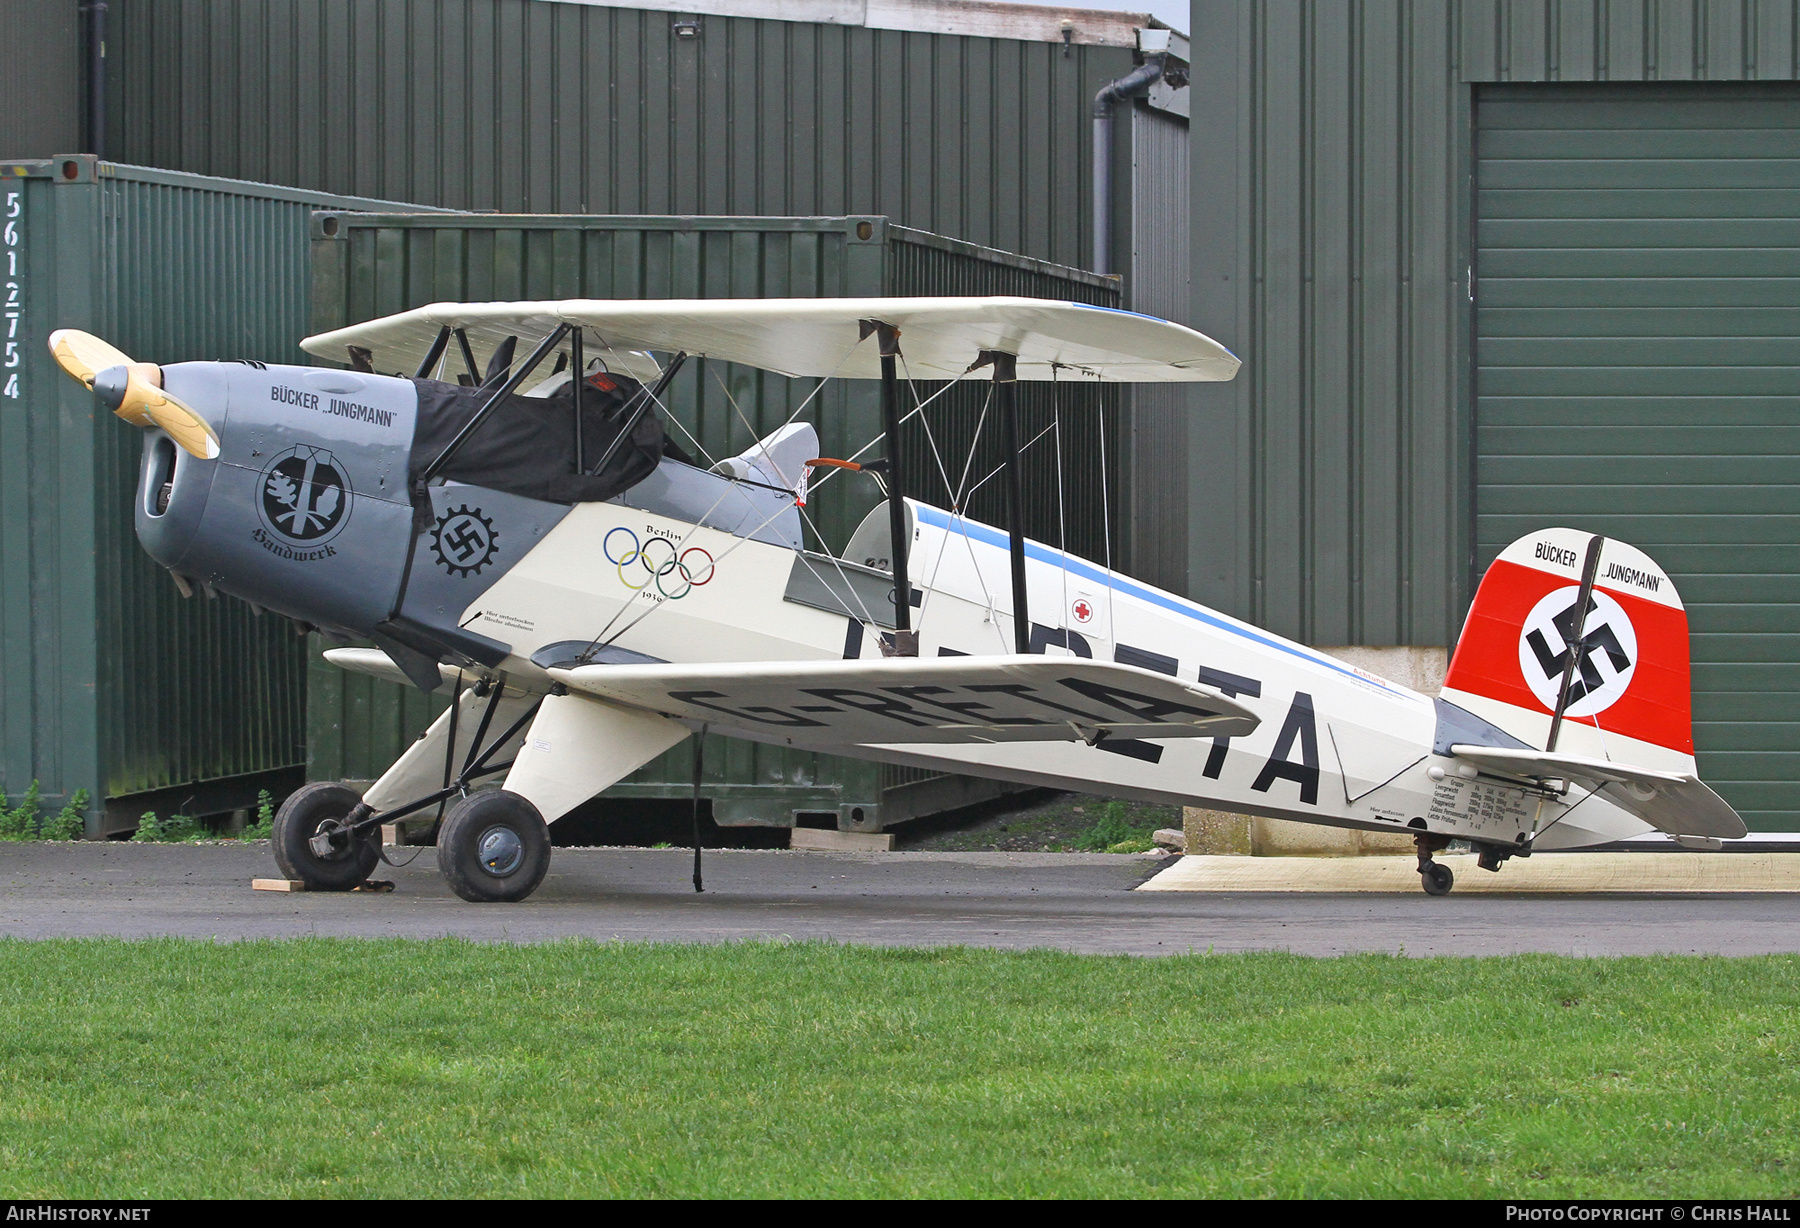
703,338 -> 871,482
963,419 -> 1060,500
571,452 -> 790,656
594,487 -> 840,650
705,363 -> 893,639
801,378 -> 966,499
898,357 -> 961,504
916,381 -> 1013,654
893,355 -> 971,631
571,334 -> 875,659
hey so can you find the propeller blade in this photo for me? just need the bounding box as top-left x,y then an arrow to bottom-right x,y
140,385 -> 222,460
88,361 -> 221,460
48,331 -> 221,459
47,329 -> 133,388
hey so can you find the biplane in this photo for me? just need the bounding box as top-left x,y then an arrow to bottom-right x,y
48,296 -> 1745,901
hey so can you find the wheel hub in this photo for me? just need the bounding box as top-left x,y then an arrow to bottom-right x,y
307,818 -> 352,860
476,824 -> 525,876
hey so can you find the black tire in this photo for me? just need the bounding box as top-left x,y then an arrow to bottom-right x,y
1421,862 -> 1454,897
271,782 -> 380,891
437,790 -> 551,903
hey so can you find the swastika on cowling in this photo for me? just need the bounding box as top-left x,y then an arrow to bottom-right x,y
431,506 -> 500,578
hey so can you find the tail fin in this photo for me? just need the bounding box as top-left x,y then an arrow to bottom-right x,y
1443,528 -> 1694,770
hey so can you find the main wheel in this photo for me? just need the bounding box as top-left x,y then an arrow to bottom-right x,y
437,790 -> 551,903
1421,862 -> 1454,897
271,782 -> 380,891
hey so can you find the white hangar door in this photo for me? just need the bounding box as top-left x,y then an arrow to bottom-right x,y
1475,83 -> 1800,832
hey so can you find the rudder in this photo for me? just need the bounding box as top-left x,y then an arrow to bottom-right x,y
1442,528 -> 1694,770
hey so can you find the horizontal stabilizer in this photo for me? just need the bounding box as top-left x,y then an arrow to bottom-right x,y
1449,745 -> 1746,840
551,655 -> 1259,746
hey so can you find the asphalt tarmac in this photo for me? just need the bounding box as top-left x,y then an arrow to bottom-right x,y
3,842 -> 1799,956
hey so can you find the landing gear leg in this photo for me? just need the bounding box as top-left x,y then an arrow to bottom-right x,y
1415,832 -> 1454,897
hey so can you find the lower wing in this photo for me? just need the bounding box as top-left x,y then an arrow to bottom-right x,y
551,655 -> 1259,747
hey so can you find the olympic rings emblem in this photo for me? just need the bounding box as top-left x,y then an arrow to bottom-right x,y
604,527 -> 716,599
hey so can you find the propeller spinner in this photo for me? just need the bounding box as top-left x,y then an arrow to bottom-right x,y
47,329 -> 222,460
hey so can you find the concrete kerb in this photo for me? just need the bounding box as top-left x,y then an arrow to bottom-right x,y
1140,852 -> 1800,893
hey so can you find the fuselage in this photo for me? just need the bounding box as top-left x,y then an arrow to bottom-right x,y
134,360 -> 1655,851
467,497 -> 1656,852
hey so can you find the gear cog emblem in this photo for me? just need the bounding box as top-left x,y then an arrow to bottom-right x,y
431,506 -> 500,578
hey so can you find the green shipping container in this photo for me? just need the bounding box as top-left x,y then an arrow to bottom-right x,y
0,156 -> 428,834
307,212 -> 1122,829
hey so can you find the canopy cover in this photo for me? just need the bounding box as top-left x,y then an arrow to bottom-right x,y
301,297 -> 1241,385
409,375 -> 673,506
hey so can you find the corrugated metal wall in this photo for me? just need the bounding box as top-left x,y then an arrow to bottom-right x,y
307,212 -> 1119,826
0,0 -> 83,158
1127,105 -> 1192,593
1188,1 -> 1472,647
1190,0 -> 1800,829
1188,0 -> 1800,648
1474,83 -> 1800,831
0,157 -> 423,830
107,0 -> 1134,273
1460,0 -> 1800,82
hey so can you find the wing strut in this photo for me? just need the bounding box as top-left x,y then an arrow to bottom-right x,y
865,319 -> 917,655
421,323 -> 572,482
571,325 -> 586,472
413,326 -> 452,380
976,349 -> 1030,654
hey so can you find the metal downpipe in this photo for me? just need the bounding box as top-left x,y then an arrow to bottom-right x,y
1091,50 -> 1166,276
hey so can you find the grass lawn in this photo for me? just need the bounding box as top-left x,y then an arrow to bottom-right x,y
0,940 -> 1795,1198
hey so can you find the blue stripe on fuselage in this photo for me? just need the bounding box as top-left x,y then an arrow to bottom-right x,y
913,502 -> 1398,694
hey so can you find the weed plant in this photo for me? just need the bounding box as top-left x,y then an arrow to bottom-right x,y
0,785 -> 87,842
130,790 -> 278,843
1073,801 -> 1158,854
0,786 -> 278,843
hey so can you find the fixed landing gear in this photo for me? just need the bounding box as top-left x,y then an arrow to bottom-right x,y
438,790 -> 551,903
267,679 -> 554,901
272,782 -> 382,891
1415,832 -> 1454,897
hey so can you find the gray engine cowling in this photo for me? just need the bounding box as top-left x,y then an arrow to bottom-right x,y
135,361 -> 418,635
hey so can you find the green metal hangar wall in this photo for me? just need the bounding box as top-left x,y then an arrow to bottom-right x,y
1189,0 -> 1798,831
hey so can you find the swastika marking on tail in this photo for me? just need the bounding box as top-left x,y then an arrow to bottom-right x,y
1517,586 -> 1638,717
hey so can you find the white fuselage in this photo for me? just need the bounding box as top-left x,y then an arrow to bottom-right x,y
465,498 -> 1656,850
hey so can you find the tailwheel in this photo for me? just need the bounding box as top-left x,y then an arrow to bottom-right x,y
272,781 -> 381,891
438,790 -> 551,903
1414,831 -> 1454,897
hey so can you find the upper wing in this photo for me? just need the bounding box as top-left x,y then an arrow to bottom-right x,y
551,655 -> 1259,746
300,297 -> 1241,385
1450,744 -> 1747,840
